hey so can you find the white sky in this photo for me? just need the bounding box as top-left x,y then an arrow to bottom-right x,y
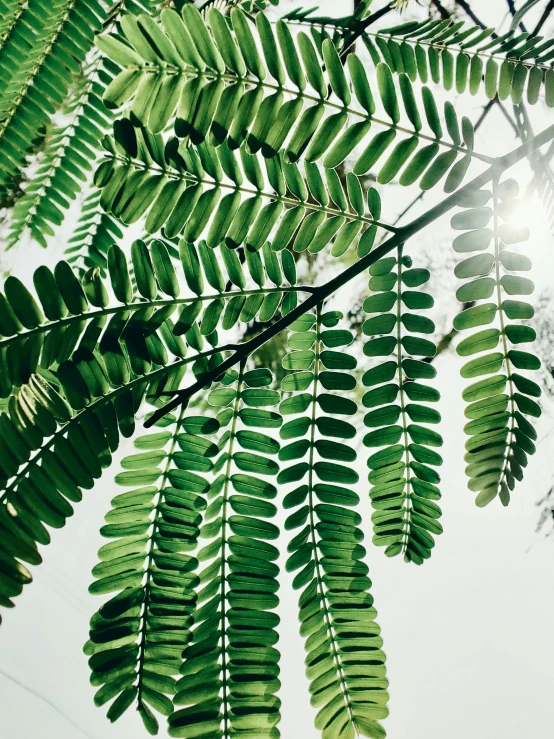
1,1 -> 554,739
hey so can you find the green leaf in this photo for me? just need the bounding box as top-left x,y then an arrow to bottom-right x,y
377,63 -> 400,123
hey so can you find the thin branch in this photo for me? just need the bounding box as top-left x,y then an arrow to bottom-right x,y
455,0 -> 488,29
474,99 -> 496,130
145,124 -> 554,427
496,99 -> 520,135
531,0 -> 554,35
429,0 -> 451,20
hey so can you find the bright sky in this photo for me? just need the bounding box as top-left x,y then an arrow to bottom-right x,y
1,1 -> 554,739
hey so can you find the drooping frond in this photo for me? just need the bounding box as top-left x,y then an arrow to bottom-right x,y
361,249 -> 443,564
0,368 -> 140,610
277,307 -> 389,739
0,0 -> 106,201
169,363 -> 282,739
452,178 -> 541,506
4,54 -> 116,250
96,6 -> 489,191
87,408 -> 219,733
95,122 -> 390,257
0,342 -> 229,610
286,11 -> 554,107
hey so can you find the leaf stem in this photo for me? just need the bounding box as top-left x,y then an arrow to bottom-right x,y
492,176 -> 516,499
395,246 -> 412,557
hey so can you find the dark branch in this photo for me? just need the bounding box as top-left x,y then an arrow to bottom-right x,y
531,0 -> 554,36
430,0 -> 451,20
145,125 -> 554,427
455,0 -> 488,29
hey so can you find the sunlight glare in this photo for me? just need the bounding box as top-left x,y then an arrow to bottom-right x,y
505,192 -> 553,294
508,194 -> 549,234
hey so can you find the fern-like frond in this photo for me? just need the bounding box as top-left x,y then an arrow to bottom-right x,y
0,241 -> 304,400
96,122 -> 389,257
0,0 -> 106,200
168,362 -> 282,739
0,343 -> 227,610
86,407 -> 220,733
364,19 -> 554,106
288,11 -> 554,107
452,179 -> 541,506
96,6 -> 490,191
65,189 -> 126,274
4,55 -> 116,250
361,249 -> 443,564
277,306 -> 389,738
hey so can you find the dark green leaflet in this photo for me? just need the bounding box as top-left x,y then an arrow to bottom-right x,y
95,123 -> 388,259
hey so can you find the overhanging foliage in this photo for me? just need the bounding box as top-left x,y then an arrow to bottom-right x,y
1,1 -> 553,737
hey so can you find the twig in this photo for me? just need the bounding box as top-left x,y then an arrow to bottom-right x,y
145,124 -> 554,427
455,0 -> 488,29
496,99 -> 520,135
531,0 -> 554,36
429,0 -> 451,20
